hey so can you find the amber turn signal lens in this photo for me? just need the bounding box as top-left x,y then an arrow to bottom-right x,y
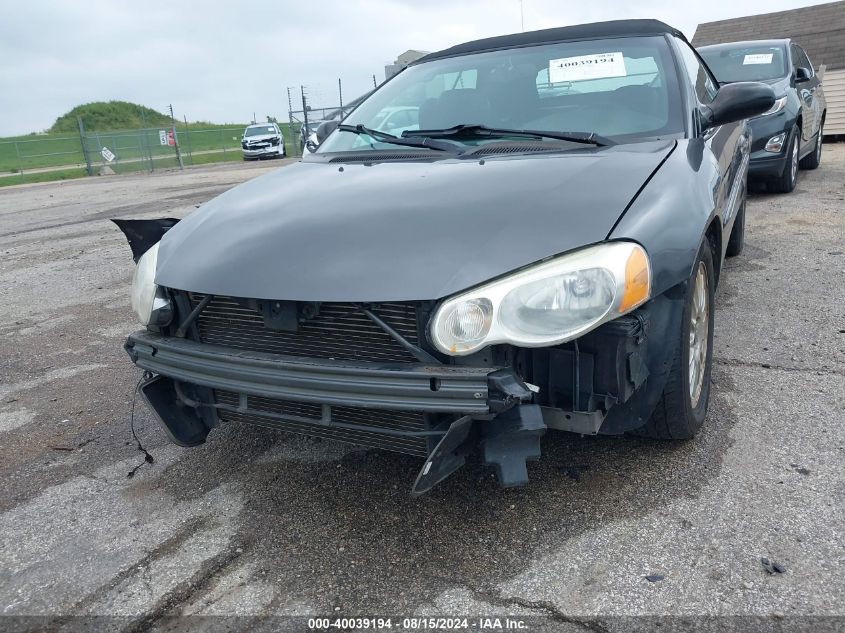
618,246 -> 650,313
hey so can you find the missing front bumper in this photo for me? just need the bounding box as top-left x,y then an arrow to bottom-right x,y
124,298 -> 662,493
126,331 -> 545,491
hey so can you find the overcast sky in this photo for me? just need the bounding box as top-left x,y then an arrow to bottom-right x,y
0,0 -> 825,136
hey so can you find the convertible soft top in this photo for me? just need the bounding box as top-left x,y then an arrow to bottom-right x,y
414,19 -> 686,64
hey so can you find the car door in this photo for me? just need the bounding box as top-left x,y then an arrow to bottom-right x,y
674,38 -> 748,240
791,44 -> 820,149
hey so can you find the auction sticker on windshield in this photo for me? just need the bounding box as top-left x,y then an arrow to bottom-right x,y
549,52 -> 626,82
743,53 -> 774,65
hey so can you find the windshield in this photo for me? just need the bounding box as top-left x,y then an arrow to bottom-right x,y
245,125 -> 277,137
699,45 -> 788,83
318,36 -> 683,153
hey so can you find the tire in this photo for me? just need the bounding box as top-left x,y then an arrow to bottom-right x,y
768,125 -> 799,194
631,239 -> 715,440
726,196 -> 745,257
799,121 -> 823,170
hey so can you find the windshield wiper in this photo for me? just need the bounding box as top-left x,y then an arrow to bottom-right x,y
403,124 -> 615,147
337,124 -> 458,152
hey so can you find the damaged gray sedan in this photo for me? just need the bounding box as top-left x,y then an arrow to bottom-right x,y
117,20 -> 774,494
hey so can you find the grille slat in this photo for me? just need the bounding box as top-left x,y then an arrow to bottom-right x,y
190,294 -> 420,363
192,329 -> 410,360
216,390 -> 429,456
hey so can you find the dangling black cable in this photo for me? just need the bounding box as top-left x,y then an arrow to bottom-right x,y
127,373 -> 155,478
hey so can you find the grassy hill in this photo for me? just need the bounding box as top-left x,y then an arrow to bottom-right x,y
50,101 -> 174,133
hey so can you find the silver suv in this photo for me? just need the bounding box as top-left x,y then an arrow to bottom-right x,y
241,123 -> 286,160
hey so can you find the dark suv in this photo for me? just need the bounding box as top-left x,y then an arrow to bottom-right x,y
698,39 -> 826,193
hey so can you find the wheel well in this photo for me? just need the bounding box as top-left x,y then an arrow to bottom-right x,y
706,218 -> 722,287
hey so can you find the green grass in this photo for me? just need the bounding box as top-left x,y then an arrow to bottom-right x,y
0,134 -> 86,172
0,167 -> 87,188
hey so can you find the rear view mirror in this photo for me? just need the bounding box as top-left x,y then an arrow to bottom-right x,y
794,67 -> 812,82
704,82 -> 775,128
316,120 -> 339,144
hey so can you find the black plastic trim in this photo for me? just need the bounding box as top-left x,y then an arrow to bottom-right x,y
125,331 -> 493,413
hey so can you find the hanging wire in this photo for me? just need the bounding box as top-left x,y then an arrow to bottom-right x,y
127,373 -> 155,478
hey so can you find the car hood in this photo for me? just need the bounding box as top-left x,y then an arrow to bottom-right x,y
156,140 -> 675,301
760,76 -> 791,92
735,75 -> 790,99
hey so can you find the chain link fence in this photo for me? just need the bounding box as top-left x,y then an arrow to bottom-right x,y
0,135 -> 89,184
0,78 -> 375,185
0,124 -> 300,186
80,126 -> 254,174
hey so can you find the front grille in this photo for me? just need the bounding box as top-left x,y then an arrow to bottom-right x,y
189,294 -> 421,363
244,137 -> 278,149
215,390 -> 429,456
188,295 -> 433,455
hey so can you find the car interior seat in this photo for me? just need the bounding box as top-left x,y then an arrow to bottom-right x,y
484,72 -> 540,127
418,89 -> 491,129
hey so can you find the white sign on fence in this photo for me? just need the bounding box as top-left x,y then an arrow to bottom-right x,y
101,147 -> 116,163
159,130 -> 168,145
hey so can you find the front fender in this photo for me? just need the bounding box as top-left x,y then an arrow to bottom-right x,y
608,138 -> 720,296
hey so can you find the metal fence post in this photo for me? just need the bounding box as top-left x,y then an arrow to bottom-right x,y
183,115 -> 193,165
287,86 -> 298,157
169,104 -> 184,170
301,85 -> 309,138
14,141 -> 23,180
136,131 -> 145,172
221,129 -> 226,159
77,116 -> 93,176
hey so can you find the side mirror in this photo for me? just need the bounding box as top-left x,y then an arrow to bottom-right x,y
794,67 -> 812,82
315,120 -> 339,144
704,82 -> 775,128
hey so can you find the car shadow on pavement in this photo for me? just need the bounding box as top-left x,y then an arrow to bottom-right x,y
131,367 -> 739,614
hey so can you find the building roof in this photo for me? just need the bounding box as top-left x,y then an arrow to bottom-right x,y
692,1 -> 845,70
415,19 -> 685,64
396,50 -> 430,64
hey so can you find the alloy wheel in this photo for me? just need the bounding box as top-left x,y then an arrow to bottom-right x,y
688,262 -> 709,408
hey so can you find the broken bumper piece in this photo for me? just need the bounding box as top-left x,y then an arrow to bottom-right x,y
125,331 -> 543,493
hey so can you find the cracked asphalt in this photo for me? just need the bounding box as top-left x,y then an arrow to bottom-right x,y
0,148 -> 843,632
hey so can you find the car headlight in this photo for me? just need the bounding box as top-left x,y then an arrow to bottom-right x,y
130,242 -> 172,327
430,242 -> 650,356
757,96 -> 787,117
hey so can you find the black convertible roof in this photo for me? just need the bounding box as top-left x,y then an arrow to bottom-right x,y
414,19 -> 685,64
